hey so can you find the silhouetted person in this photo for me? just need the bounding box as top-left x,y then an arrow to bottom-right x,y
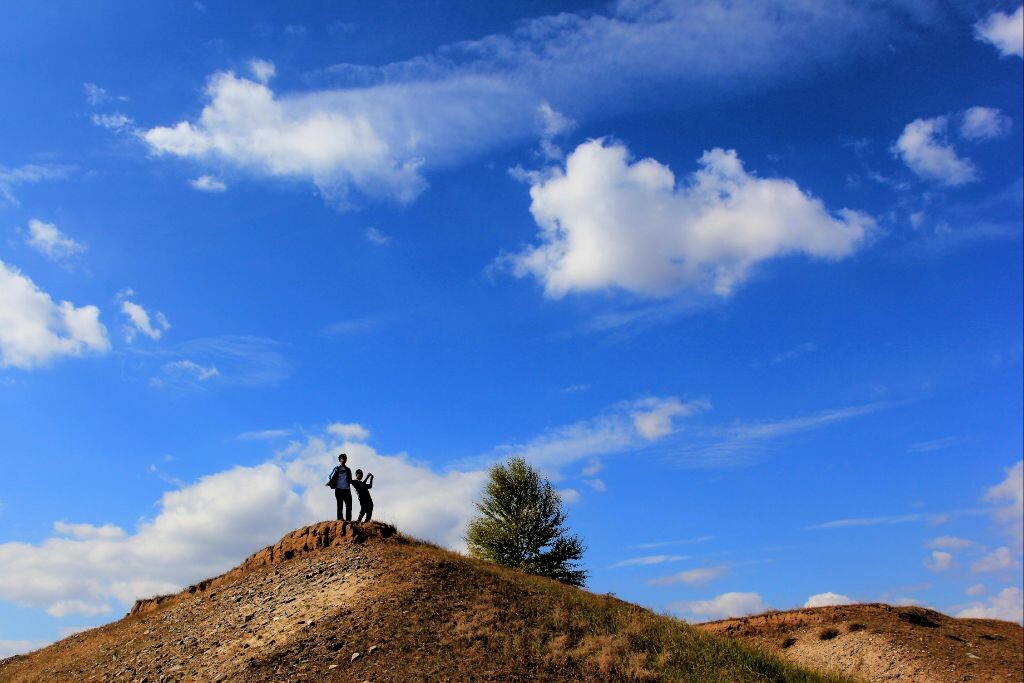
325,453 -> 352,521
350,469 -> 374,522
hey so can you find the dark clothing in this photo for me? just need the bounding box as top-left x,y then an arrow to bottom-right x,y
328,465 -> 352,490
350,477 -> 373,522
350,478 -> 372,501
334,488 -> 352,521
356,500 -> 373,523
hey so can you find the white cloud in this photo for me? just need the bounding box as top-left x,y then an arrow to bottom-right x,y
974,6 -> 1024,58
0,260 -> 110,369
190,175 -> 227,192
929,536 -> 974,549
771,341 -> 816,364
925,550 -> 954,571
670,592 -> 766,622
984,460 -> 1023,550
118,290 -> 170,342
971,546 -> 1019,573
893,115 -> 977,186
632,397 -> 709,439
0,425 -> 487,619
143,2 -> 940,208
583,478 -> 606,492
326,422 -> 370,441
558,488 -> 581,504
965,583 -> 986,596
143,69 -> 430,207
0,163 -> 73,207
91,112 -> 134,132
365,226 -> 391,245
957,587 -> 1023,624
484,396 -> 699,473
649,566 -> 727,586
629,536 -> 715,550
960,106 -> 1011,141
25,219 -> 85,260
162,359 -> 220,381
807,511 -> 958,530
248,58 -> 276,84
804,592 -> 854,608
503,140 -> 872,298
609,554 -> 688,568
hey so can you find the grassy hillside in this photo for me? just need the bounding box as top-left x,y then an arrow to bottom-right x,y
0,522 -> 853,682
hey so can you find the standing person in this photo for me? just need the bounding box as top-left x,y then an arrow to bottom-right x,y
350,470 -> 374,522
325,453 -> 353,521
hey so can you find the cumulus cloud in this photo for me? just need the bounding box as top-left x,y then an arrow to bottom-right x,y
632,397 -> 709,439
326,422 -> 370,441
117,290 -> 170,342
0,425 -> 487,618
0,260 -> 110,369
143,69 -> 431,207
190,175 -> 227,192
248,58 -> 276,84
957,587 -> 1023,624
25,219 -> 85,260
804,592 -> 854,608
670,592 -> 766,622
142,2 -> 940,207
974,6 -> 1024,58
502,140 -> 872,298
237,429 -> 291,441
925,550 -> 954,571
893,115 -> 977,186
965,583 -> 986,596
984,460 -> 1023,550
648,566 -> 727,586
960,106 -> 1012,141
971,546 -> 1019,573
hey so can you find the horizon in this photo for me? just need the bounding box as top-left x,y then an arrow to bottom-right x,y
0,0 -> 1022,656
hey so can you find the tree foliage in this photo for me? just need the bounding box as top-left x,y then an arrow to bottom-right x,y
465,457 -> 587,587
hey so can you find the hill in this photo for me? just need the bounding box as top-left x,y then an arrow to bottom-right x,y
699,602 -> 1023,683
0,521 -> 850,683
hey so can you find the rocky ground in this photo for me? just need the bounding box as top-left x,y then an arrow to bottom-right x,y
699,603 -> 1023,683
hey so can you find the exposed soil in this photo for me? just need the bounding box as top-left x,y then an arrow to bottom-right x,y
699,603 -> 1024,683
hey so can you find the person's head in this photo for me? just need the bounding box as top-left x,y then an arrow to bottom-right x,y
355,469 -> 363,480
338,453 -> 347,464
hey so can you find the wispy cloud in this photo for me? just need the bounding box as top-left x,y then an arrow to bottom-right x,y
648,566 -> 727,586
907,436 -> 971,453
629,536 -> 715,550
237,429 -> 292,441
771,342 -> 816,365
0,163 -> 73,207
609,554 -> 688,569
806,509 -> 982,531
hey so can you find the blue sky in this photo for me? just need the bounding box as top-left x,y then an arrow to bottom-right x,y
1,0 -> 1022,654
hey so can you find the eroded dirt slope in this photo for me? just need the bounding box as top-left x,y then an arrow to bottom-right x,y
699,603 -> 1023,683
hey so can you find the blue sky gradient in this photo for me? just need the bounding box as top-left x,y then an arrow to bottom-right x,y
0,0 -> 1022,653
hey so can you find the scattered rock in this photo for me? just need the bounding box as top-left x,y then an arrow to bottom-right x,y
351,652 -> 361,662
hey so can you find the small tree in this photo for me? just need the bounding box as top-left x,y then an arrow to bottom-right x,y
465,457 -> 587,586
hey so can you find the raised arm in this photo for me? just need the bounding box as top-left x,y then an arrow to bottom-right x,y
365,473 -> 373,488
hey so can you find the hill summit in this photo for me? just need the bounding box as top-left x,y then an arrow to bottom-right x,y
0,521 -> 1019,682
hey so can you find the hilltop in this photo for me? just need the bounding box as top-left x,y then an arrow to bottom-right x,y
700,602 -> 1023,683
0,521 -> 849,683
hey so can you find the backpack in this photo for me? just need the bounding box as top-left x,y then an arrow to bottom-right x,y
327,466 -> 340,489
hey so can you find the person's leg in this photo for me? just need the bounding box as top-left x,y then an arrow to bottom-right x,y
364,500 -> 373,521
341,489 -> 352,521
334,490 -> 344,521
